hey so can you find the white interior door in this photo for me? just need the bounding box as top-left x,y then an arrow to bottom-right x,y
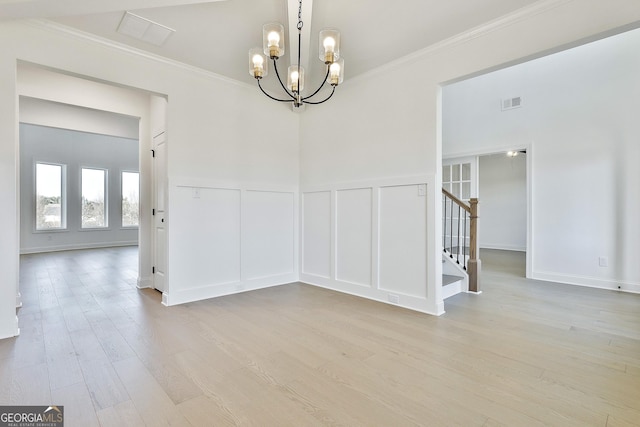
442,156 -> 478,201
153,131 -> 167,293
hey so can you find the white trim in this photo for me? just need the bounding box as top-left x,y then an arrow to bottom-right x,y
164,274 -> 298,306
15,292 -> 22,308
480,244 -> 526,252
24,1 -> 572,92
172,176 -> 298,194
444,143 -> 531,160
24,19 -> 255,90
0,316 -> 20,339
531,271 -> 640,294
137,275 -> 153,289
301,175 -> 432,193
20,241 -> 137,254
349,0 -> 573,85
442,280 -> 462,299
525,145 -> 534,279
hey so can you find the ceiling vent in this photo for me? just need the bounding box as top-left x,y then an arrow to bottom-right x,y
117,12 -> 175,47
501,96 -> 522,111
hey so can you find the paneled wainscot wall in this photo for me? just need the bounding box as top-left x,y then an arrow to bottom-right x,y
166,180 -> 298,305
300,176 -> 441,314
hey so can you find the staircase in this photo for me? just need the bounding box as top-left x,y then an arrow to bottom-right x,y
442,188 -> 481,297
442,272 -> 464,299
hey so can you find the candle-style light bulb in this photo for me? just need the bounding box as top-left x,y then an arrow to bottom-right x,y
252,54 -> 264,78
268,31 -> 280,57
287,65 -> 304,93
319,29 -> 340,64
323,36 -> 335,63
263,23 -> 284,58
268,31 -> 280,47
329,62 -> 340,85
249,48 -> 268,78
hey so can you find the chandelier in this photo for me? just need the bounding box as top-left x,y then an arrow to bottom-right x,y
248,0 -> 344,109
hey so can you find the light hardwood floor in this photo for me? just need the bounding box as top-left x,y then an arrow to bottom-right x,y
1,247 -> 639,426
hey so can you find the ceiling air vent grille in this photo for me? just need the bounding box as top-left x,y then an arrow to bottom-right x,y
117,12 -> 175,47
501,96 -> 522,111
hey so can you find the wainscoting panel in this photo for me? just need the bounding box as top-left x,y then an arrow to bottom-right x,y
243,190 -> 295,280
379,184 -> 428,298
172,186 -> 242,289
336,188 -> 373,287
167,180 -> 298,306
300,176 -> 440,315
301,191 -> 332,278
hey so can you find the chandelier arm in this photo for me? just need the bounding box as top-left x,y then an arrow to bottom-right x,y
257,79 -> 293,102
272,58 -> 296,100
302,65 -> 331,101
302,86 -> 336,105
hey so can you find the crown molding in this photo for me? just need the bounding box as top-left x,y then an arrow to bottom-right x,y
22,18 -> 256,90
23,0 -> 572,90
348,0 -> 573,85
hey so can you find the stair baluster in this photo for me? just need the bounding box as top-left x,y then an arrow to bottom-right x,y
442,188 -> 480,292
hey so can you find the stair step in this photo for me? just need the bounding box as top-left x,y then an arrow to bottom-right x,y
443,274 -> 463,286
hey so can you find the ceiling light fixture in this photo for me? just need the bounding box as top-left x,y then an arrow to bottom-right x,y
248,0 -> 343,109
507,150 -> 526,157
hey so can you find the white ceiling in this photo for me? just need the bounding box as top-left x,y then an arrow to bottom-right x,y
1,0 -> 541,89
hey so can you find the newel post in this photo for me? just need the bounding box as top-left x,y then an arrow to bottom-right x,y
468,198 -> 481,293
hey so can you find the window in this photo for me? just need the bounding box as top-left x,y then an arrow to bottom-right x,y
81,168 -> 107,228
121,171 -> 139,227
36,162 -> 65,230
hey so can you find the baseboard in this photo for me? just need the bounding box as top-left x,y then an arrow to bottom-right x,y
532,271 -> 640,294
300,274 -> 445,316
164,273 -> 298,306
20,241 -> 138,254
137,275 -> 153,289
442,281 -> 462,299
0,316 -> 20,340
480,244 -> 526,252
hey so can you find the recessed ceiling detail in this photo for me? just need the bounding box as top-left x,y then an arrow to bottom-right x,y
117,11 -> 175,46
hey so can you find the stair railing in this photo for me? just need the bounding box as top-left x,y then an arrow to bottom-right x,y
442,188 -> 480,292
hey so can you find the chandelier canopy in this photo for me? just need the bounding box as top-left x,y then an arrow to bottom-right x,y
248,0 -> 343,109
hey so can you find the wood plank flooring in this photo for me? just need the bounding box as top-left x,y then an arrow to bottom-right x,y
0,247 -> 638,426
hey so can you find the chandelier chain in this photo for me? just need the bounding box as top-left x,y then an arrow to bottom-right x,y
297,0 -> 303,30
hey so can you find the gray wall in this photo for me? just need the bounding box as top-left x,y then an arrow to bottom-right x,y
20,123 -> 139,253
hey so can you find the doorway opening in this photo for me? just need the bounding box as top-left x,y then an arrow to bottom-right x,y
16,62 -> 168,309
442,150 -> 530,281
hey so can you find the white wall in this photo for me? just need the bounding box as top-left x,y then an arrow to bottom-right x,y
0,19 -> 299,338
20,96 -> 139,139
299,0 -> 640,314
443,27 -> 640,293
478,153 -> 527,251
20,123 -> 139,253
